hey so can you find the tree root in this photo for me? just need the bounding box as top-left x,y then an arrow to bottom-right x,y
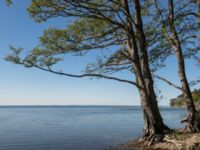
139,133 -> 185,149
163,135 -> 184,148
181,111 -> 200,132
139,132 -> 164,146
148,134 -> 155,146
138,126 -> 171,145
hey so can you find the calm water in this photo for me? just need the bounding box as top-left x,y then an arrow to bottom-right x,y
0,106 -> 186,150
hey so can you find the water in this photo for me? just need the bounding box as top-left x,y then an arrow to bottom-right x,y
0,106 -> 186,150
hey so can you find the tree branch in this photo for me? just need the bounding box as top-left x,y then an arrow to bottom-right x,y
21,61 -> 140,88
153,74 -> 183,91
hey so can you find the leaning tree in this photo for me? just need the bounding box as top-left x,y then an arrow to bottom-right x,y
150,0 -> 200,131
6,0 -> 170,142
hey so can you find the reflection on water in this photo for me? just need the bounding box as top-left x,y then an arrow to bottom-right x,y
0,106 -> 186,150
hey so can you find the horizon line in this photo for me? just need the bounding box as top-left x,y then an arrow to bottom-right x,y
0,104 -> 171,107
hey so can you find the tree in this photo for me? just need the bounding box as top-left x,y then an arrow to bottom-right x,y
152,0 -> 200,131
5,0 -> 12,5
192,0 -> 200,65
194,0 -> 200,24
6,0 -> 170,142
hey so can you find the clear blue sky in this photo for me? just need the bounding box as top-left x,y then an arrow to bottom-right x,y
0,1 -> 199,106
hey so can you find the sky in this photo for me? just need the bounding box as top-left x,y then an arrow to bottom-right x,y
0,0 -> 199,106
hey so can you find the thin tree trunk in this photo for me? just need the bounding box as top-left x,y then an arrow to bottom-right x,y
168,0 -> 200,132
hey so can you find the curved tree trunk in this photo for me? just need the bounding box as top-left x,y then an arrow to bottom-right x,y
168,0 -> 200,132
174,41 -> 199,131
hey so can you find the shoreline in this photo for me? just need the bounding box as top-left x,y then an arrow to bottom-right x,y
110,130 -> 200,150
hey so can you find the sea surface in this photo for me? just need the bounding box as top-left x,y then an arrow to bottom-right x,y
0,106 -> 186,150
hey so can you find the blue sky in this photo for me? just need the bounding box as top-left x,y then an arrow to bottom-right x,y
0,1 -> 199,106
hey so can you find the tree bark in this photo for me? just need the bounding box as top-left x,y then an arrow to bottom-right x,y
123,0 -> 170,142
134,0 -> 169,132
168,0 -> 200,132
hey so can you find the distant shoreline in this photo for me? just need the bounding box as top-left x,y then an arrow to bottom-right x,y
0,105 -> 139,107
0,105 -> 172,107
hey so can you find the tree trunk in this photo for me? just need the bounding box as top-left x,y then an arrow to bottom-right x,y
134,0 -> 169,133
123,0 -> 170,143
138,85 -> 170,139
168,0 -> 200,132
174,41 -> 199,131
132,57 -> 169,142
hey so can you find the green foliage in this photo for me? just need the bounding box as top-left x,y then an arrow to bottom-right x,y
27,0 -> 119,22
5,0 -> 199,88
5,0 -> 12,5
149,0 -> 199,68
5,46 -> 24,64
27,0 -> 61,22
140,1 -> 152,16
105,49 -> 127,66
6,0 -> 161,75
6,0 -> 129,74
5,46 -> 62,68
40,18 -> 112,54
170,89 -> 200,107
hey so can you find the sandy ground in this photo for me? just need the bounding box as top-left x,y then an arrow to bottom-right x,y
108,131 -> 200,150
